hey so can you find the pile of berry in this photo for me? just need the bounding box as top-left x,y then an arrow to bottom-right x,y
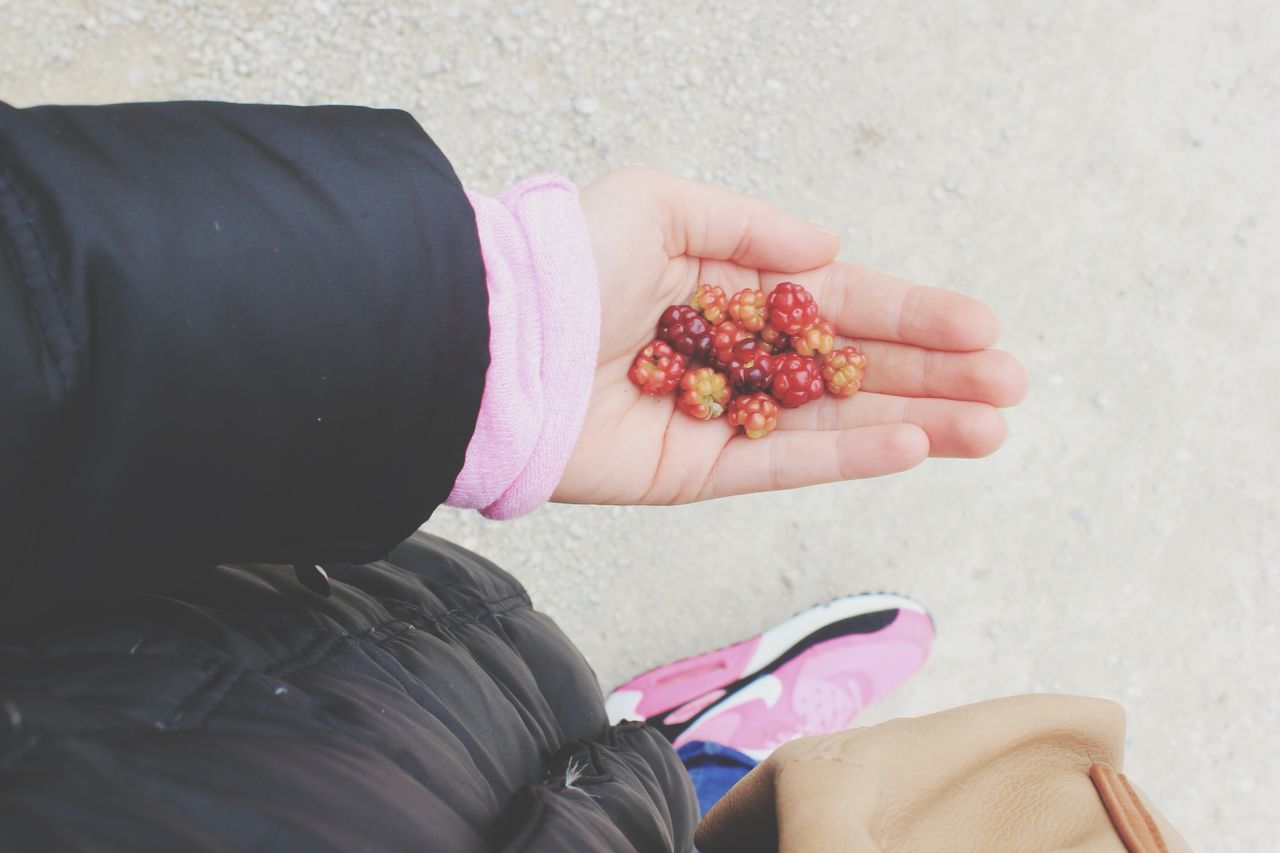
628,282 -> 868,439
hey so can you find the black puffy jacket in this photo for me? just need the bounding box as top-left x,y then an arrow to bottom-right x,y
0,101 -> 697,851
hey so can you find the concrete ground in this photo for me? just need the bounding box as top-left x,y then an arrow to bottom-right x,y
4,1 -> 1276,849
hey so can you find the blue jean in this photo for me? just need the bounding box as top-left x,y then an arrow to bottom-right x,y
677,740 -> 759,817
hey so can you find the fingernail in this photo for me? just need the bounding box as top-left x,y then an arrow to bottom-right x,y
812,223 -> 842,239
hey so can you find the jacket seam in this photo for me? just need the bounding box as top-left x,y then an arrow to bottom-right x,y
0,171 -> 81,401
395,591 -> 530,631
168,659 -> 243,729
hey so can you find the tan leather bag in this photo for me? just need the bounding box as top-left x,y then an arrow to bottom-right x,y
696,695 -> 1191,852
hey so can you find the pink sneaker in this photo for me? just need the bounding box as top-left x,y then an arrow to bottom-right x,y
605,594 -> 934,761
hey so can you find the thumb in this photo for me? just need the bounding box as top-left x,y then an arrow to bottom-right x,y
656,172 -> 841,271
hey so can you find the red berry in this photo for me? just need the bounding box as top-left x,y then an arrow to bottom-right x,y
690,283 -> 729,324
791,319 -> 836,358
725,338 -> 776,393
709,320 -> 752,367
628,340 -> 688,395
759,322 -> 790,353
770,354 -> 825,408
658,304 -> 714,359
765,282 -> 820,336
728,393 -> 779,439
821,345 -> 868,398
727,288 -> 768,332
677,367 -> 732,420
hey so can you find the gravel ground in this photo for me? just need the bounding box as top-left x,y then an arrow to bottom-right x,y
4,1 -> 1277,849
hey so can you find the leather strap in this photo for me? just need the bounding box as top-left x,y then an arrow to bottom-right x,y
1090,764 -> 1168,853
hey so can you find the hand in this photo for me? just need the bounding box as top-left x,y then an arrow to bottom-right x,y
554,167 -> 1027,505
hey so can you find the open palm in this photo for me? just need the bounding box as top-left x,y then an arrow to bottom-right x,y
554,168 -> 1027,506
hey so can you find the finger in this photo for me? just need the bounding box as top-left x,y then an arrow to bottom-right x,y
777,393 -> 1008,458
701,424 -> 928,499
656,172 -> 842,271
762,264 -> 1000,350
855,341 -> 1028,406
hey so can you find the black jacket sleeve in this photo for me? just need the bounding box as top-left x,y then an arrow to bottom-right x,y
0,101 -> 489,614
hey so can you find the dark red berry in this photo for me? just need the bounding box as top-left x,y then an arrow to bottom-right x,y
726,338 -> 777,393
770,354 -> 825,408
658,304 -> 713,359
765,282 -> 820,336
628,340 -> 688,395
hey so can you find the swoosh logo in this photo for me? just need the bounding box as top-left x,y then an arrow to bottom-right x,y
700,674 -> 784,717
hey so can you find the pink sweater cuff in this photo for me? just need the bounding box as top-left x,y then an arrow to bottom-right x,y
446,175 -> 600,519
